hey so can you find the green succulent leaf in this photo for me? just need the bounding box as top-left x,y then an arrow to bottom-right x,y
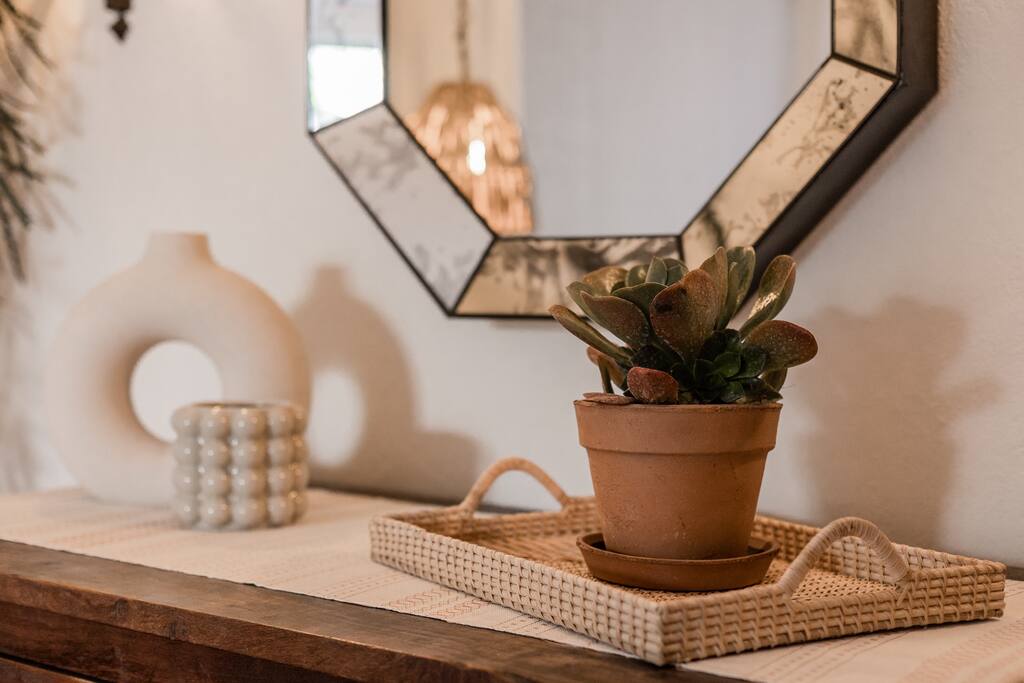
762,368 -> 788,392
670,361 -> 695,388
695,372 -> 727,399
580,291 -> 650,349
625,264 -> 648,287
613,282 -> 665,315
645,256 -> 668,284
567,281 -> 597,318
699,329 -> 741,362
741,377 -> 783,402
649,269 -> 719,362
586,346 -> 627,389
630,344 -> 676,372
549,305 -> 631,365
580,266 -> 628,297
664,258 -> 688,285
725,246 -> 756,317
744,320 -> 818,371
699,247 -> 730,329
740,255 -> 796,337
719,381 -> 746,404
722,264 -> 741,325
694,358 -> 717,382
736,346 -> 767,379
713,351 -> 742,377
626,367 -> 679,404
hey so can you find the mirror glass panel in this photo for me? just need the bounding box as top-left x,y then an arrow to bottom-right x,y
385,0 -> 830,237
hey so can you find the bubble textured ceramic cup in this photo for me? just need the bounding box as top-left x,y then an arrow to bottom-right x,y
171,402 -> 309,530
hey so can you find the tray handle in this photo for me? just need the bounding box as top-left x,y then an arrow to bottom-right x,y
457,457 -> 572,515
775,516 -> 912,596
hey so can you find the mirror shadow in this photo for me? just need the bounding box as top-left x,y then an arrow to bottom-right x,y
794,297 -> 998,550
291,266 -> 480,503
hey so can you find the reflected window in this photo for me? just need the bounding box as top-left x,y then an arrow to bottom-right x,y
307,0 -> 384,130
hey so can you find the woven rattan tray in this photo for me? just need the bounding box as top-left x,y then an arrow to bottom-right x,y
370,458 -> 1007,665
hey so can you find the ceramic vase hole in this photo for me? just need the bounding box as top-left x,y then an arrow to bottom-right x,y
130,341 -> 222,442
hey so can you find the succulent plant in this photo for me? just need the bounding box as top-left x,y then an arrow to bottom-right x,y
549,247 -> 816,405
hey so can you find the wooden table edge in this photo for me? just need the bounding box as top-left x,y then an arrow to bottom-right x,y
0,540 -> 740,683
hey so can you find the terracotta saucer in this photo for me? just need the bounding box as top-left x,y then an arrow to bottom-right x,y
577,533 -> 779,592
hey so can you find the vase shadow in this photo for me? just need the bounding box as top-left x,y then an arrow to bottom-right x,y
793,297 -> 997,550
291,266 -> 480,503
0,281 -> 41,493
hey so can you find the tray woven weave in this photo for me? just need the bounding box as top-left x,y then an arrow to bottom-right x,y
370,458 -> 1007,665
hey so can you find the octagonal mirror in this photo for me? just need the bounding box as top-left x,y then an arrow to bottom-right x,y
308,0 -> 936,318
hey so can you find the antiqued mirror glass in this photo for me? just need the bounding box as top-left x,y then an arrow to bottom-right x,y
308,0 -> 936,317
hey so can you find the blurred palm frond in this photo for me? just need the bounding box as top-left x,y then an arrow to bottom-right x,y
0,0 -> 48,280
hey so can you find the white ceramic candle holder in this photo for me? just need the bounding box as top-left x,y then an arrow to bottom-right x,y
44,232 -> 310,506
171,402 -> 309,530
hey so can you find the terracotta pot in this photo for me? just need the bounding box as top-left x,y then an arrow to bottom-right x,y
574,399 -> 781,560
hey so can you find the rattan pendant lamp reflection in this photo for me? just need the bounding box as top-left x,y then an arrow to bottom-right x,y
407,0 -> 534,236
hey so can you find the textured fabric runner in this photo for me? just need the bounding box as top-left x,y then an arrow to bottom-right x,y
0,488 -> 1020,683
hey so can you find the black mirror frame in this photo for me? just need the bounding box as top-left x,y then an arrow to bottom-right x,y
308,0 -> 937,318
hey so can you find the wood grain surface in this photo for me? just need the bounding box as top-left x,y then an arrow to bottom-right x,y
0,540 -> 742,682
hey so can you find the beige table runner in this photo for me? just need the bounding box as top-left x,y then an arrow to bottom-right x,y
0,488 -> 1020,683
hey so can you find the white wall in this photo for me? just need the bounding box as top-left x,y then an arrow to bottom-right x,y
2,1 -> 1022,566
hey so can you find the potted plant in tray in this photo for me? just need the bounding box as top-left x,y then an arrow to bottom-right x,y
550,247 -> 817,570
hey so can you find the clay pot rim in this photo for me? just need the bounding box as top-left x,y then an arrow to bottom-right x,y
575,399 -> 782,413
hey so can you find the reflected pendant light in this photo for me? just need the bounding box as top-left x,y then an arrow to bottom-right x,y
407,0 -> 534,236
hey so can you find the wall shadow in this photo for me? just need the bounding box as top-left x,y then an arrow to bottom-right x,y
0,287 -> 36,493
797,297 -> 997,549
291,266 -> 480,503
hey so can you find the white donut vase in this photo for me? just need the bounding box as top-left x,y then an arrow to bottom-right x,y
44,233 -> 310,505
